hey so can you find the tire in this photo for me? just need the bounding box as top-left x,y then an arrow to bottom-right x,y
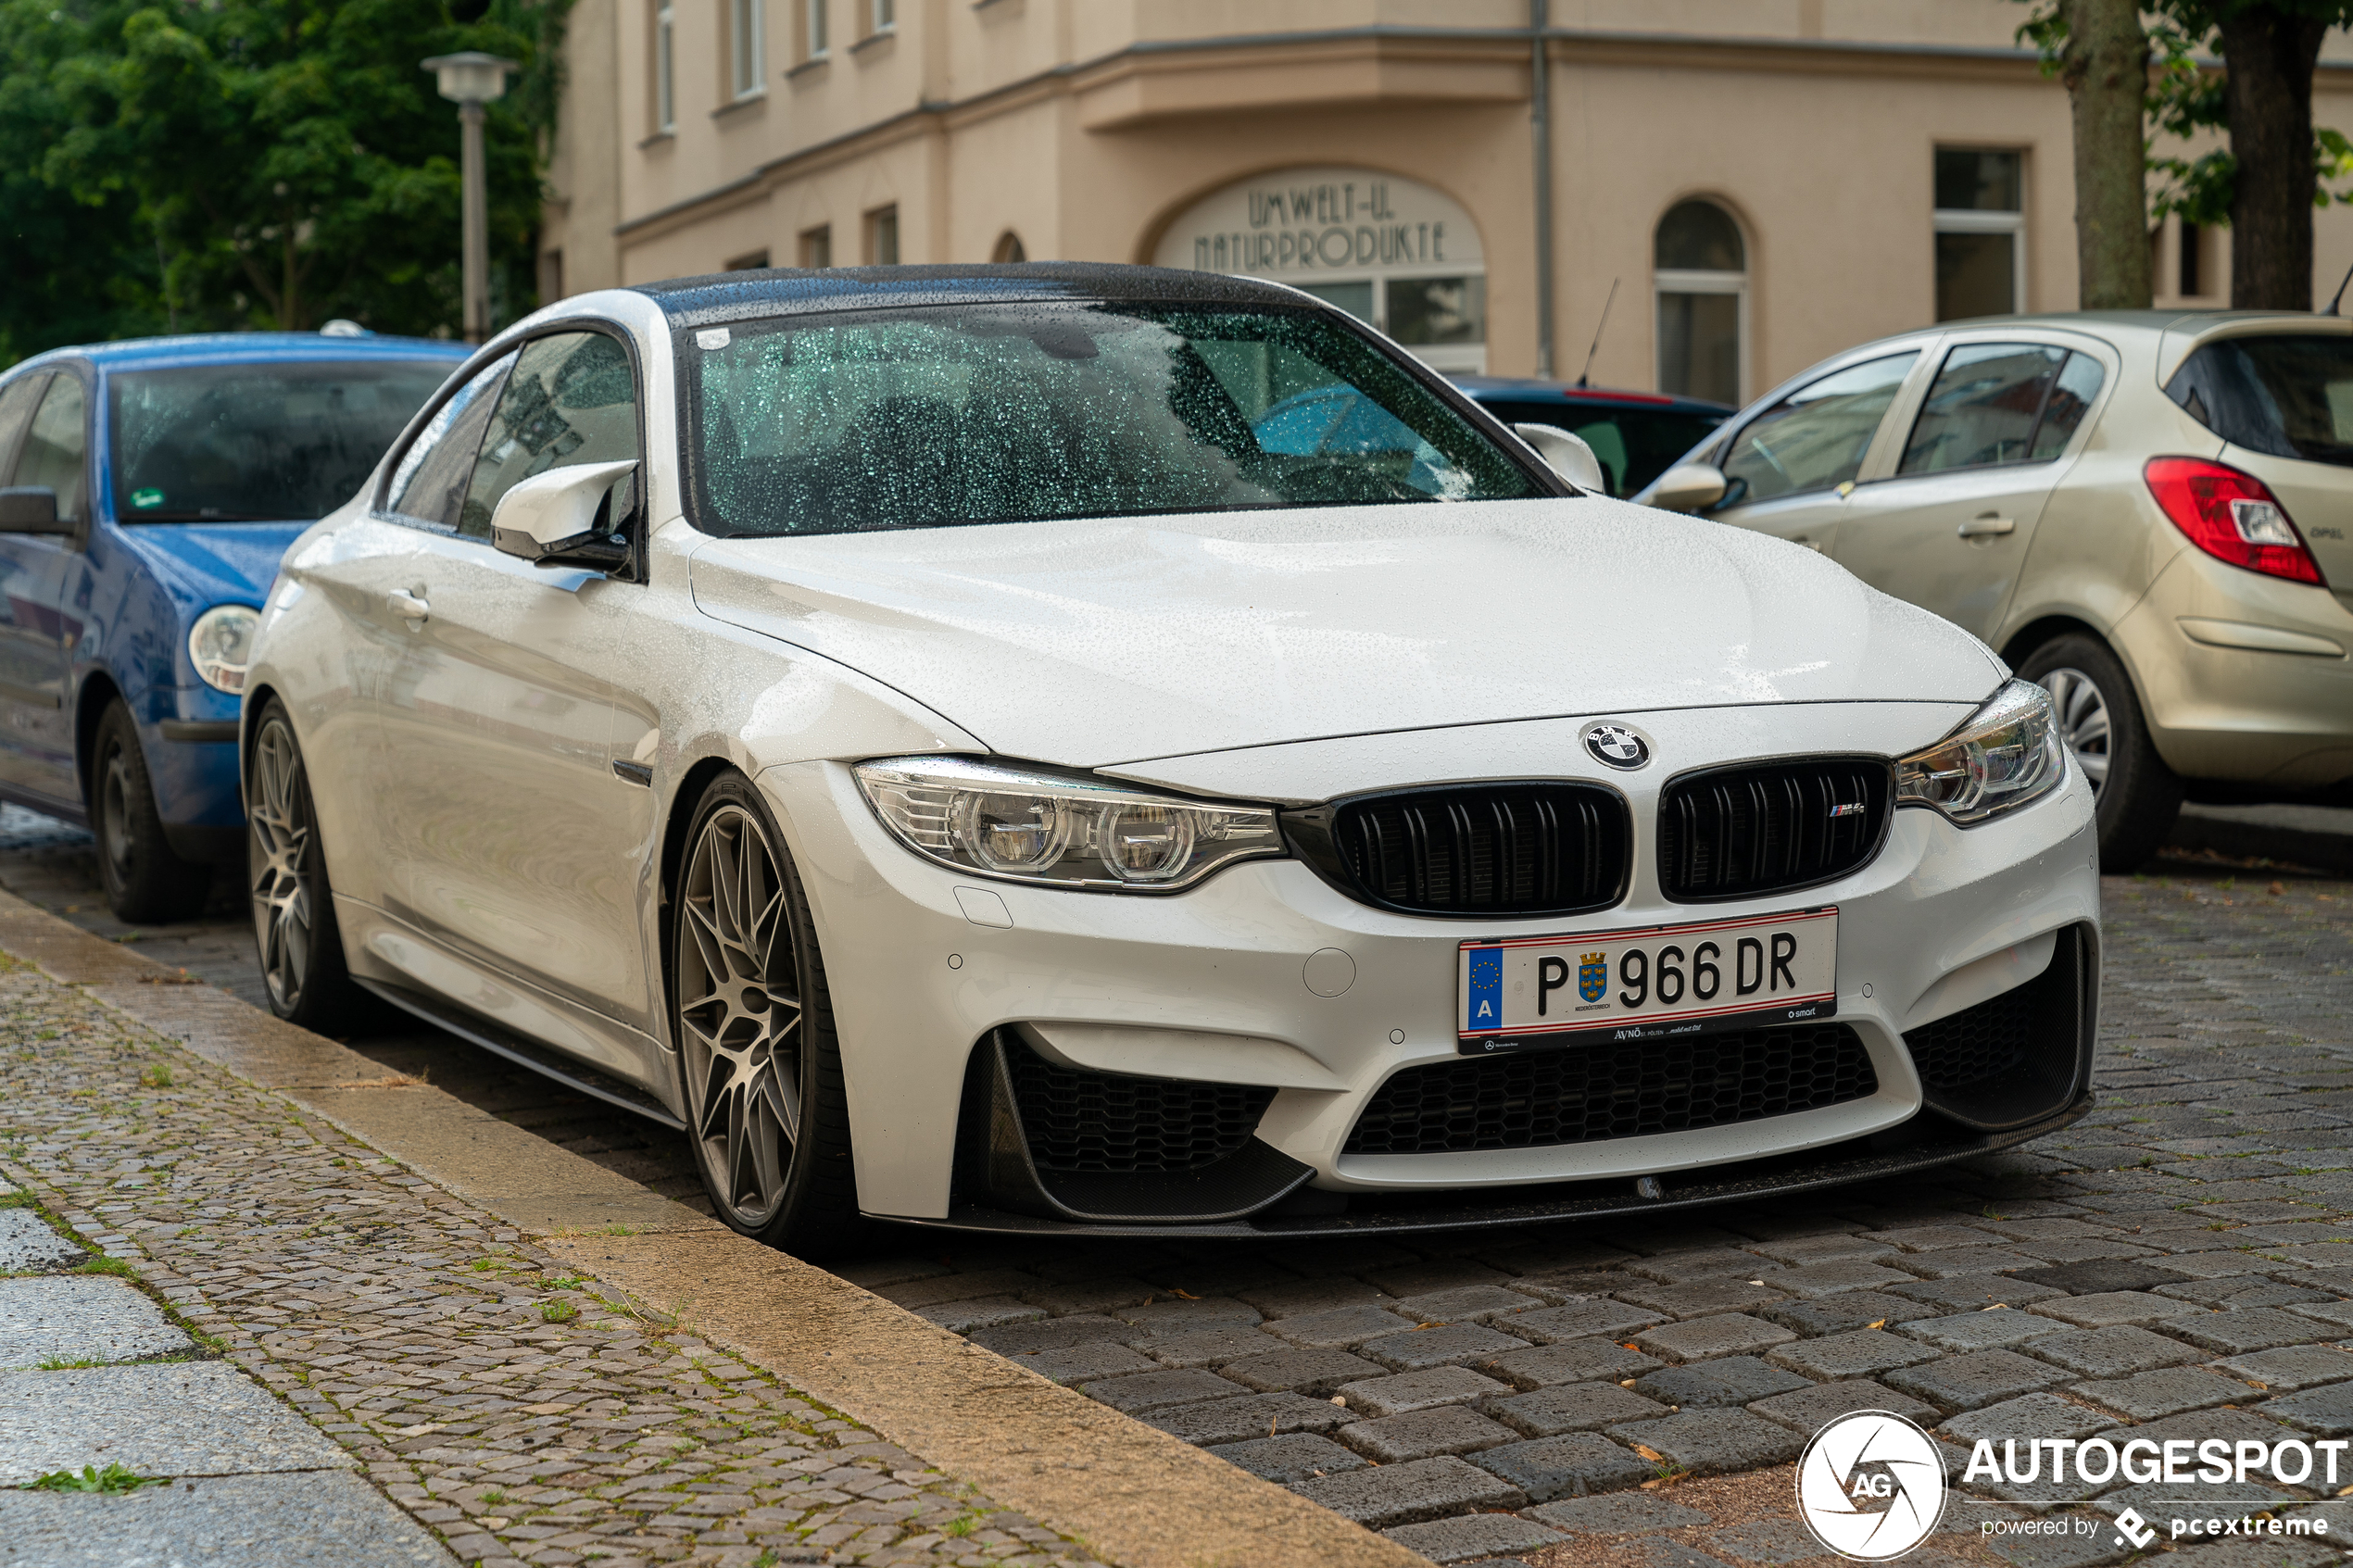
2017,633 -> 2183,872
672,772 -> 865,1258
90,700 -> 211,923
245,698 -> 368,1030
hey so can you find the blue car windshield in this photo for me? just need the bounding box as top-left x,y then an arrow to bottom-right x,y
684,304 -> 1541,536
109,361 -> 453,522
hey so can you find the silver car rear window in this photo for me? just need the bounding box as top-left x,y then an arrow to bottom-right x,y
2166,333 -> 2353,468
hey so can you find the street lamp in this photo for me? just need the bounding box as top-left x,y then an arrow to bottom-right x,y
422,52 -> 518,345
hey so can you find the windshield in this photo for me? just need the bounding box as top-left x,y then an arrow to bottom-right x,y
108,360 -> 456,521
2166,333 -> 2353,468
683,304 -> 1542,536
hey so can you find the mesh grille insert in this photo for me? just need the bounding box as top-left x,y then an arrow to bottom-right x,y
1905,982 -> 2035,1094
1658,759 -> 1892,902
1344,1023 -> 1878,1155
1319,783 -> 1630,918
1003,1037 -> 1275,1174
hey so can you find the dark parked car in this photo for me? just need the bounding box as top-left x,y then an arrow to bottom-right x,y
1453,376 -> 1732,499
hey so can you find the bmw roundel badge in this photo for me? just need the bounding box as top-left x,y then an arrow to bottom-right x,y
1584,723 -> 1649,769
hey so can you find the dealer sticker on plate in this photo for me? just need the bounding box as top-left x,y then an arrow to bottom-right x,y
1457,907 -> 1838,1054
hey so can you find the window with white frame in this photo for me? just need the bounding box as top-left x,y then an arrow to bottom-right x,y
654,0 -> 676,132
730,0 -> 764,97
804,0 -> 827,58
1933,149 -> 2024,320
1654,198 -> 1746,406
870,0 -> 894,32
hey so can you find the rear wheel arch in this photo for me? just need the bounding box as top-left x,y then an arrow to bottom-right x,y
2000,615 -> 2109,674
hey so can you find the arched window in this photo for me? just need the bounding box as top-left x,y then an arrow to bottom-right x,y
992,232 -> 1027,264
1655,199 -> 1747,406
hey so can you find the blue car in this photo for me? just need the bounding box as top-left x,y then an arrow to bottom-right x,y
1451,376 -> 1732,499
0,332 -> 467,921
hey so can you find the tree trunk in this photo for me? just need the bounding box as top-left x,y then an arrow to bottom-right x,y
2220,5 -> 2329,308
2059,0 -> 2154,309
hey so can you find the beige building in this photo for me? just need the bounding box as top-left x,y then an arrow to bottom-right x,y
541,0 -> 2353,404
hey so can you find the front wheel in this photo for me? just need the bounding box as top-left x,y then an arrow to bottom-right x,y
673,773 -> 864,1258
91,700 -> 211,923
245,699 -> 367,1030
2018,633 -> 2182,872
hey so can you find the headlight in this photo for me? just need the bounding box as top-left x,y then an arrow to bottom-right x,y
188,605 -> 259,694
1894,679 -> 2065,824
854,757 -> 1286,892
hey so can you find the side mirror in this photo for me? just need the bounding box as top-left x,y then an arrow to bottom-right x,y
490,458 -> 638,571
0,487 -> 69,534
1645,461 -> 1730,514
1512,423 -> 1608,495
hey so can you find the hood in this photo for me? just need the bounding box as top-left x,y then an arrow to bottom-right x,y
687,498 -> 2005,768
110,522 -> 307,612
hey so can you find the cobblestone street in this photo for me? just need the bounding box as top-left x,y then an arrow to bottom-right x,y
6,801 -> 2353,1566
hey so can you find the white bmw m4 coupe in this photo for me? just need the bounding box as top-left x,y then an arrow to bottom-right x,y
241,264 -> 2100,1255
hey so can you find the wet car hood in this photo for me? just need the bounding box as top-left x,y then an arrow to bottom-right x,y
111,521 -> 307,612
686,497 -> 2006,769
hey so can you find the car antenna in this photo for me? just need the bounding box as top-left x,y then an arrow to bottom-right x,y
1574,278 -> 1619,387
2326,258 -> 2353,316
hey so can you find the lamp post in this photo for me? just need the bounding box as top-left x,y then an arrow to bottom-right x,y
422,52 -> 518,344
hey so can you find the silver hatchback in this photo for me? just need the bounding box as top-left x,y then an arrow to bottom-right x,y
1639,311 -> 2353,868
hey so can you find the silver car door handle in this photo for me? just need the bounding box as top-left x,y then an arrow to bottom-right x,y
386,590 -> 430,621
1957,514 -> 2017,538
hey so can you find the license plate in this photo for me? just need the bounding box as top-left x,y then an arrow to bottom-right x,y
1457,908 -> 1838,1054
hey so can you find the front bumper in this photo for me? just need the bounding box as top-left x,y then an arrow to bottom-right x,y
761,705 -> 2101,1231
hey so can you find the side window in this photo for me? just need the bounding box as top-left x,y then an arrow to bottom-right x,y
1898,344 -> 2069,475
16,375 -> 88,521
385,352 -> 516,531
459,332 -> 640,540
1719,352 -> 1917,506
0,374 -> 49,481
2030,352 -> 2106,460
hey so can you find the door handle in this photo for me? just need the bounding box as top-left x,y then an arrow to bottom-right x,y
1957,514 -> 2016,539
386,589 -> 430,621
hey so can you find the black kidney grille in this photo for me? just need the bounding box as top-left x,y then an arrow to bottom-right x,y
1003,1037 -> 1275,1174
1659,759 -> 1892,901
1343,1023 -> 1877,1155
1328,784 -> 1629,916
1905,985 -> 2034,1094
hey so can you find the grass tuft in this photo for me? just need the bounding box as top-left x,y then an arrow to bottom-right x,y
31,1463 -> 165,1494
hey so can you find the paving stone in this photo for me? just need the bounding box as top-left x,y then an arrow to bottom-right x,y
2091,1405 -> 2296,1450
1903,1307 -> 2069,1352
1628,1355 -> 1810,1411
1019,1341 -> 1162,1386
1335,1365 -> 1511,1418
1137,1325 -> 1283,1367
1358,1322 -> 1531,1373
0,1472 -> 459,1567
878,1266 -> 1044,1308
1381,1512 -> 1567,1565
1217,1345 -> 1384,1397
0,1361 -> 353,1483
1338,1404 -> 1516,1463
1470,1431 -> 1655,1500
2154,1540 -> 2334,1568
1291,1454 -> 1527,1529
2026,1290 -> 2200,1328
1018,1276 -> 1157,1314
1240,1280 -> 1400,1319
2168,1307 -> 2334,1354
2156,1275 -> 2331,1307
1391,1285 -> 1544,1323
1765,1327 -> 1940,1381
1502,1302 -> 1666,1344
1112,1296 -> 1263,1334
1942,1392 -> 2117,1444
2070,1365 -> 2256,1420
2259,1378 -> 2353,1435
1979,1521 -> 2132,1566
1877,1224 -> 2005,1252
2090,1479 -> 2292,1528
1262,1304 -> 1416,1348
1892,1247 -> 2046,1278
1887,1275 -> 2065,1311
1078,1367 -> 1246,1412
0,1276 -> 192,1369
2284,1298 -> 2353,1332
1201,1433 -> 1366,1486
1706,1520 -> 1827,1563
2007,1260 -> 2193,1294
1748,1259 -> 1917,1298
1481,1336 -> 1662,1390
1604,1409 -> 1800,1474
1746,1378 -> 1938,1433
2019,1324 -> 2203,1378
1628,1539 -> 1742,1568
1142,1391 -> 1362,1445
1483,1380 -> 1670,1438
1521,1493 -> 1711,1533
1886,1349 -> 2070,1412
915,1294 -> 1045,1333
1632,1313 -> 1794,1363
1368,1261 -> 1515,1298
1502,1268 -> 1643,1306
1745,1234 -> 1895,1266
1614,1280 -> 1790,1321
1761,1291 -> 1939,1337
2214,1344 -> 2353,1393
1621,1248 -> 1776,1284
969,1314 -> 1146,1354
0,1209 -> 82,1272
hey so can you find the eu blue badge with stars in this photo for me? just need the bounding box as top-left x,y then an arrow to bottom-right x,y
1465,945 -> 1502,1032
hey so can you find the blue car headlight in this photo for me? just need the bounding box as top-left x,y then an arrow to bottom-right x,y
188,605 -> 259,694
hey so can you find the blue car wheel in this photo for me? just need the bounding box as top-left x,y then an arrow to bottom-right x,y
91,701 -> 212,923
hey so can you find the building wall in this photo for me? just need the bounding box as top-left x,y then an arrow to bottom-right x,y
543,0 -> 2353,398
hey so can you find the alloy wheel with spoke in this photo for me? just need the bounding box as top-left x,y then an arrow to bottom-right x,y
679,802 -> 805,1228
2037,667 -> 2112,794
247,719 -> 318,1012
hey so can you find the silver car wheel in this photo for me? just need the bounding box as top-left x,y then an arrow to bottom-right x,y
246,717 -> 315,1011
679,803 -> 803,1228
2037,666 -> 2111,793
